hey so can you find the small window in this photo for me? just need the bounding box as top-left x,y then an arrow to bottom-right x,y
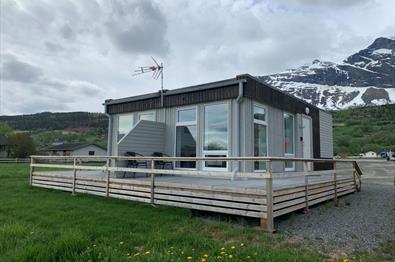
89,151 -> 95,156
138,112 -> 155,121
177,108 -> 196,123
118,113 -> 134,142
254,106 -> 266,123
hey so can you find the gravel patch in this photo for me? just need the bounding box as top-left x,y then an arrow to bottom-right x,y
276,183 -> 395,253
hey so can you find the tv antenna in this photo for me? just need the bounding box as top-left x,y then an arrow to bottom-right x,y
133,57 -> 164,107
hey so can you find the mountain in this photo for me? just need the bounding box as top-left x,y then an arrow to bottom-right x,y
259,37 -> 395,110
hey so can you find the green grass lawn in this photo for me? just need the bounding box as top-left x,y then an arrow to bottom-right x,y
0,164 -> 390,262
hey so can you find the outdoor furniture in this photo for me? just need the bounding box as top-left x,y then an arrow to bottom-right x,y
152,152 -> 173,170
123,151 -> 148,178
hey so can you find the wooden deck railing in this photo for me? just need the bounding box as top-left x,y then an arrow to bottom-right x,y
29,155 -> 364,232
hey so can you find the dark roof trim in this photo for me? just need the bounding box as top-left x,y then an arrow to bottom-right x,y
104,77 -> 239,106
104,73 -> 327,115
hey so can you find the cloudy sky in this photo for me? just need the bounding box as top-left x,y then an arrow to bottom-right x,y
0,0 -> 393,115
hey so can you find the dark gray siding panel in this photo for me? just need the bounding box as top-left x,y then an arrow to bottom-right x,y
107,85 -> 239,114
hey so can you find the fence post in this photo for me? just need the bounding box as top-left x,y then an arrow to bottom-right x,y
29,157 -> 34,185
333,162 -> 338,205
106,158 -> 111,197
303,161 -> 309,213
261,160 -> 274,233
72,158 -> 77,196
150,159 -> 155,206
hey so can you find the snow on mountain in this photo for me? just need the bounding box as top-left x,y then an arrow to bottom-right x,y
258,37 -> 394,110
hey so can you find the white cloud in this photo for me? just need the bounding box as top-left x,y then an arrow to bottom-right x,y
0,0 -> 393,114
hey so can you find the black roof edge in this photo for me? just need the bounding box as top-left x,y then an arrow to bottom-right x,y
244,74 -> 327,113
103,77 -> 241,106
103,73 -> 328,113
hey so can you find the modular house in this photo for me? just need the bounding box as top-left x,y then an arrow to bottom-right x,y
104,74 -> 333,173
42,143 -> 107,156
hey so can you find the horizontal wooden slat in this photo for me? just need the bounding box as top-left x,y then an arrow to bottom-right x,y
154,199 -> 265,218
155,193 -> 266,212
109,188 -> 151,198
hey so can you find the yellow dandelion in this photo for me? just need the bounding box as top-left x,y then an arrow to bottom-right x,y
187,256 -> 192,260
231,245 -> 235,249
220,251 -> 225,255
144,251 -> 150,255
119,241 -> 124,245
203,254 -> 208,258
93,244 -> 96,247
228,254 -> 233,259
240,243 -> 244,247
246,256 -> 251,259
134,252 -> 140,256
220,247 -> 225,251
343,259 -> 348,262
201,259 -> 206,262
352,256 -> 356,260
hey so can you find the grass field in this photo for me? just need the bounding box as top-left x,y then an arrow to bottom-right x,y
0,164 -> 389,261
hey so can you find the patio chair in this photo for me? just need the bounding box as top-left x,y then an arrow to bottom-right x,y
123,151 -> 148,178
152,152 -> 173,170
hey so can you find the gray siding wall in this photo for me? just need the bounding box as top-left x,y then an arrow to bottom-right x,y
117,120 -> 166,156
319,111 -> 334,158
72,145 -> 107,156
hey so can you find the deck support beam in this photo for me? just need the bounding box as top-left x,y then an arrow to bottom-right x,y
303,161 -> 309,213
72,158 -> 77,196
261,160 -> 275,233
150,160 -> 155,206
105,159 -> 111,197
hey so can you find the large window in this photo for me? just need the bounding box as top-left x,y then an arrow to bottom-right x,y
284,113 -> 295,171
138,111 -> 155,121
117,113 -> 134,142
175,108 -> 197,168
203,103 -> 228,169
254,106 -> 268,170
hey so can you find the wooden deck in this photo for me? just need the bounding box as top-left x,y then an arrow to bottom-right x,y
30,156 -> 362,232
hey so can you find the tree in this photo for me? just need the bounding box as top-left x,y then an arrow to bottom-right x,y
7,133 -> 36,158
0,122 -> 13,135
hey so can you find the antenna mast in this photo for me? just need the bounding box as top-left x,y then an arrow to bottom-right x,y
133,58 -> 164,107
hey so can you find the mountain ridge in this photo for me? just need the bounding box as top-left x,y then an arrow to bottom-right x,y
259,37 -> 394,110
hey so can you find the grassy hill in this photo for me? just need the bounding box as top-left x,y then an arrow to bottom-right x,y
1,105 -> 395,155
332,104 -> 395,156
0,112 -> 108,148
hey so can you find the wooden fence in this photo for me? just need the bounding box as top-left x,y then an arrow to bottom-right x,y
29,155 -> 363,232
0,158 -> 30,163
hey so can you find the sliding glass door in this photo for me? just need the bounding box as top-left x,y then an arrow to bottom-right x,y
175,108 -> 197,168
284,112 -> 295,171
203,103 -> 228,170
254,105 -> 268,170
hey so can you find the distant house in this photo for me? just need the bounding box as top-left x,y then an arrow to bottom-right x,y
42,143 -> 107,156
0,134 -> 8,157
363,151 -> 377,158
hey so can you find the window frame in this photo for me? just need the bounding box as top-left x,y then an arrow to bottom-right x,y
174,106 -> 198,170
253,104 -> 268,171
202,102 -> 230,171
137,111 -> 156,121
117,113 -> 135,144
283,112 -> 295,171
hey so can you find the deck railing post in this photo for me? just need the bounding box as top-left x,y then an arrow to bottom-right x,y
303,160 -> 309,213
333,161 -> 338,205
72,158 -> 77,196
29,157 -> 34,185
150,159 -> 155,206
106,158 -> 111,197
261,160 -> 274,233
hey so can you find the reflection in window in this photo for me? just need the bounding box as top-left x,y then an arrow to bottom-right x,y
204,104 -> 228,151
204,154 -> 227,168
254,106 -> 268,170
176,108 -> 197,168
118,114 -> 134,142
284,113 -> 295,170
138,112 -> 155,121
